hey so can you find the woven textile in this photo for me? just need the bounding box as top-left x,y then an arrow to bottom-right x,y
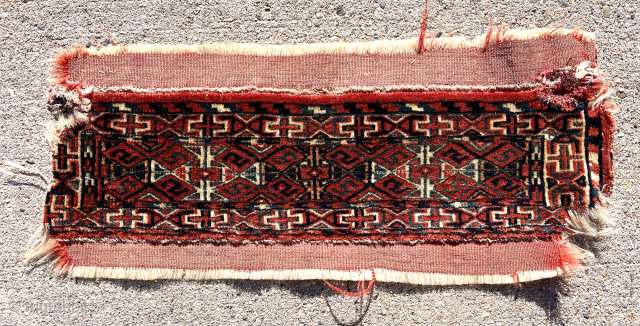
30,28 -> 615,284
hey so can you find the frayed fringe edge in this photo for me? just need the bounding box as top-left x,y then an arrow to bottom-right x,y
24,225 -> 74,274
46,112 -> 89,148
56,28 -> 592,58
24,225 -> 589,284
558,240 -> 593,274
63,267 -> 562,285
566,204 -> 615,237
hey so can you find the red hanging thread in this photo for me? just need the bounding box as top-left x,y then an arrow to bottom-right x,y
495,27 -> 507,45
323,269 -> 376,297
484,0 -> 495,48
509,272 -> 522,287
417,0 -> 430,54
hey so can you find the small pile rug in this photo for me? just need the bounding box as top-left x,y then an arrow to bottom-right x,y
28,28 -> 615,285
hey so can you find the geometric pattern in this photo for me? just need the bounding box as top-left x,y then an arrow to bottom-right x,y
45,99 -> 608,243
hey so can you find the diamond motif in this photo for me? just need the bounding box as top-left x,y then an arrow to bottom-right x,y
217,148 -> 256,171
435,174 -> 477,199
264,147 -> 305,170
104,175 -> 145,200
325,176 -> 366,200
485,174 -> 526,196
374,145 -> 416,169
374,175 -> 416,197
103,142 -> 145,168
483,143 -> 526,167
324,146 -> 366,170
266,176 -> 306,200
155,144 -> 196,170
435,143 -> 475,167
217,177 -> 257,201
154,175 -> 195,201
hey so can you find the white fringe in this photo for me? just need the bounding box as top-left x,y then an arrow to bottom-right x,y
24,224 -> 55,265
25,224 -> 48,261
80,28 -> 593,57
566,204 -> 615,237
589,88 -> 613,110
66,266 -> 561,285
24,224 -> 75,274
375,269 -> 560,285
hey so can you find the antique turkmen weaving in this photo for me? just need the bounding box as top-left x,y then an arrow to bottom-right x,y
29,28 -> 615,284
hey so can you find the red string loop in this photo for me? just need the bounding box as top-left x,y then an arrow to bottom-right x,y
323,269 -> 376,297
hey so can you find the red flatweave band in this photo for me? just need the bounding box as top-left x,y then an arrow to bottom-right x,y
62,35 -> 595,91
65,241 -> 565,276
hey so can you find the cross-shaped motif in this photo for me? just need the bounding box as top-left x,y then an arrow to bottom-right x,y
114,114 -> 148,134
341,116 -> 376,137
339,209 -> 377,228
190,115 -> 227,137
415,116 -> 450,136
492,207 -> 532,226
494,115 -> 529,134
264,210 -> 303,230
414,208 -> 453,227
548,144 -> 582,172
106,209 -> 148,228
266,118 -> 301,137
184,210 -> 226,228
53,144 -> 75,170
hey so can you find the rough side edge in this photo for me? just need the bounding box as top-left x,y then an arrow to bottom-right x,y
44,86 -> 91,148
24,224 -> 74,274
46,112 -> 89,148
566,204 -> 615,237
557,240 -> 593,274
594,102 -> 616,196
73,28 -> 592,56
540,59 -> 616,238
564,62 -> 616,236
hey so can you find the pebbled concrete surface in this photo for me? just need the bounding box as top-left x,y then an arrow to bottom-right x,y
0,0 -> 638,325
